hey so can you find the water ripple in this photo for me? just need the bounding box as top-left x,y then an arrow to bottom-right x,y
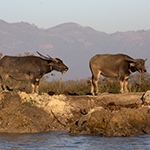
0,132 -> 150,150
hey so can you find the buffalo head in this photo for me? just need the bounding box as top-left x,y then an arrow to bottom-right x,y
37,51 -> 68,74
127,58 -> 147,73
134,58 -> 147,73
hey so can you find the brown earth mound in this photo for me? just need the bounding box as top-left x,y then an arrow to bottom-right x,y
0,93 -> 55,133
69,106 -> 150,137
0,91 -> 150,137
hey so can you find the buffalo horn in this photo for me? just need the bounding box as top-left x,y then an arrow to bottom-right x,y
145,58 -> 148,62
47,54 -> 52,60
36,51 -> 49,60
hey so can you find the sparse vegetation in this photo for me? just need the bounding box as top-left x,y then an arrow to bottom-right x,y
4,72 -> 150,95
39,78 -> 91,95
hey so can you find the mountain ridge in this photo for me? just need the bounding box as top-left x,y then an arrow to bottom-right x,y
0,20 -> 149,79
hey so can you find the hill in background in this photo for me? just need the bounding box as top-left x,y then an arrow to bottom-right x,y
0,19 -> 150,79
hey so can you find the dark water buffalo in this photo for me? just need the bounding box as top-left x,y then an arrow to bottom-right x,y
0,52 -> 68,93
89,54 -> 147,95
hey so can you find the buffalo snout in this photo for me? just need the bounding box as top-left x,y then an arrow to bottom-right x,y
63,66 -> 69,74
140,68 -> 147,73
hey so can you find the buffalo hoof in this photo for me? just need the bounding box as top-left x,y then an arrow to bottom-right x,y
125,90 -> 129,93
91,92 -> 101,96
85,93 -> 93,95
95,93 -> 101,96
120,90 -> 125,94
48,91 -> 57,96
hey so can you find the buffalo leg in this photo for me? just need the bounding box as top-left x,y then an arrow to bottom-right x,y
90,78 -> 94,95
36,85 -> 39,94
0,74 -> 9,91
91,76 -> 98,95
31,83 -> 35,94
120,78 -> 129,93
95,80 -> 99,95
124,79 -> 129,93
0,75 -> 3,90
120,80 -> 124,93
91,70 -> 101,95
35,79 -> 40,94
31,78 -> 40,94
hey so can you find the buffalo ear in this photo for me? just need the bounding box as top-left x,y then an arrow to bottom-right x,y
47,62 -> 53,66
130,63 -> 135,67
125,57 -> 137,63
52,58 -> 59,62
145,58 -> 148,62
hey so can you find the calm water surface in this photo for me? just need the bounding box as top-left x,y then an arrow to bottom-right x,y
0,132 -> 150,150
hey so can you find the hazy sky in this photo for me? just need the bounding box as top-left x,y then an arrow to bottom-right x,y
1,0 -> 150,33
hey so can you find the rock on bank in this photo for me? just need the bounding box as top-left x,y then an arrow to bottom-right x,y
0,91 -> 150,136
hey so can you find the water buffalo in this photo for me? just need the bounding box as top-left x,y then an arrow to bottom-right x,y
0,52 -> 68,93
89,54 -> 147,95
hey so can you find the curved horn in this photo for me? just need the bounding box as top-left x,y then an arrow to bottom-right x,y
145,58 -> 148,62
36,51 -> 49,60
47,54 -> 52,60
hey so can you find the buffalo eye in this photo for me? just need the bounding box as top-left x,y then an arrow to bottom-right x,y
137,62 -> 140,65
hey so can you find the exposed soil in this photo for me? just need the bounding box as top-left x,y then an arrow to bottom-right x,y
0,91 -> 150,136
0,92 -> 61,133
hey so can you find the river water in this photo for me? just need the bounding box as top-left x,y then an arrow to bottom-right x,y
0,132 -> 150,150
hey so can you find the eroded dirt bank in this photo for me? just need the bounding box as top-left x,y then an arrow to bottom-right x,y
0,91 -> 150,136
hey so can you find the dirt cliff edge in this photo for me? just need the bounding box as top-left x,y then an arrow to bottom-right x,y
0,91 -> 150,137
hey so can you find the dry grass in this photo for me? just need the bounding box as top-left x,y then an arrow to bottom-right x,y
5,73 -> 150,95
39,77 -> 91,95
